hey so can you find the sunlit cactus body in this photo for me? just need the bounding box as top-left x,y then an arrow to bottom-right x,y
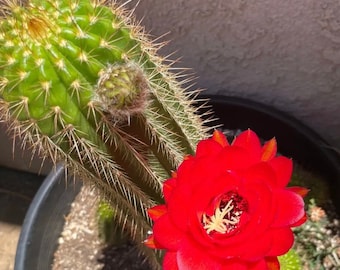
0,0 -> 209,268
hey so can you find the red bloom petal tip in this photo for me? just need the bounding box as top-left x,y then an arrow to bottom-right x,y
183,154 -> 191,161
171,171 -> 178,178
266,256 -> 280,270
291,212 -> 307,227
147,205 -> 167,221
288,186 -> 310,198
212,130 -> 229,147
144,235 -> 158,249
163,178 -> 177,202
261,137 -> 277,161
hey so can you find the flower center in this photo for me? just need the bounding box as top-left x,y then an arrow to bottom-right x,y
202,191 -> 248,235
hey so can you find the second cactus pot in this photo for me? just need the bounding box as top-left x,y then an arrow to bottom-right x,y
15,96 -> 340,270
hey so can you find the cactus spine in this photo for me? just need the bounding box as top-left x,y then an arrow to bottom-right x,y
0,0 -> 209,268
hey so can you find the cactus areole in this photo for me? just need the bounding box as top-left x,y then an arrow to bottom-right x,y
0,0 -> 207,267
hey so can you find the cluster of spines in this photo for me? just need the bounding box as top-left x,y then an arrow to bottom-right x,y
0,0 -> 210,268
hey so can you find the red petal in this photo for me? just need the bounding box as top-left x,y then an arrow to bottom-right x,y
163,252 -> 179,270
218,146 -> 258,170
220,261 -> 248,270
221,259 -> 268,270
266,257 -> 280,270
177,238 -> 222,270
196,139 -> 223,158
153,214 -> 182,250
163,178 -> 177,203
147,205 -> 167,221
261,138 -> 277,161
291,212 -> 307,227
266,228 -> 294,256
243,162 -> 277,187
167,185 -> 192,230
232,129 -> 262,158
272,189 -> 305,227
239,233 -> 272,261
191,172 -> 242,215
287,186 -> 309,198
212,130 -> 229,147
249,259 -> 271,270
269,157 -> 293,188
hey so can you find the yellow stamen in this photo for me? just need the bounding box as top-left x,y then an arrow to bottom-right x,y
202,200 -> 241,234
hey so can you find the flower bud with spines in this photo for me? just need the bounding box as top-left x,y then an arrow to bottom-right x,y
95,62 -> 149,121
0,0 -> 210,268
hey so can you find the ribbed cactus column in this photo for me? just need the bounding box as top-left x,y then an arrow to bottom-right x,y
0,0 -> 208,268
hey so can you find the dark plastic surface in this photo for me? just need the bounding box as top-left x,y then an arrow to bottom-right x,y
14,164 -> 81,270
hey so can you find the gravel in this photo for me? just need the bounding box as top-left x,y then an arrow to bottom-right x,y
52,185 -> 152,270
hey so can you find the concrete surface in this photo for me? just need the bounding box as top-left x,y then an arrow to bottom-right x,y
0,222 -> 21,270
0,166 -> 44,270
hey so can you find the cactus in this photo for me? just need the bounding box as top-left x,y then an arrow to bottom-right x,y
293,199 -> 340,269
0,0 -> 209,268
97,200 -> 127,245
278,249 -> 302,270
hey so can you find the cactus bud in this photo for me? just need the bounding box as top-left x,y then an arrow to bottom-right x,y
95,62 -> 149,120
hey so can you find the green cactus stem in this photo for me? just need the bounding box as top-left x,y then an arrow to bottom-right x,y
98,200 -> 127,245
0,0 -> 209,268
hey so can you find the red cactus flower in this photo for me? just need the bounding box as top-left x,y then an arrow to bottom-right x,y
145,129 -> 307,270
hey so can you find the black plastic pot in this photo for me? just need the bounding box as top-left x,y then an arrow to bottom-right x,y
14,95 -> 340,269
15,165 -> 81,270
